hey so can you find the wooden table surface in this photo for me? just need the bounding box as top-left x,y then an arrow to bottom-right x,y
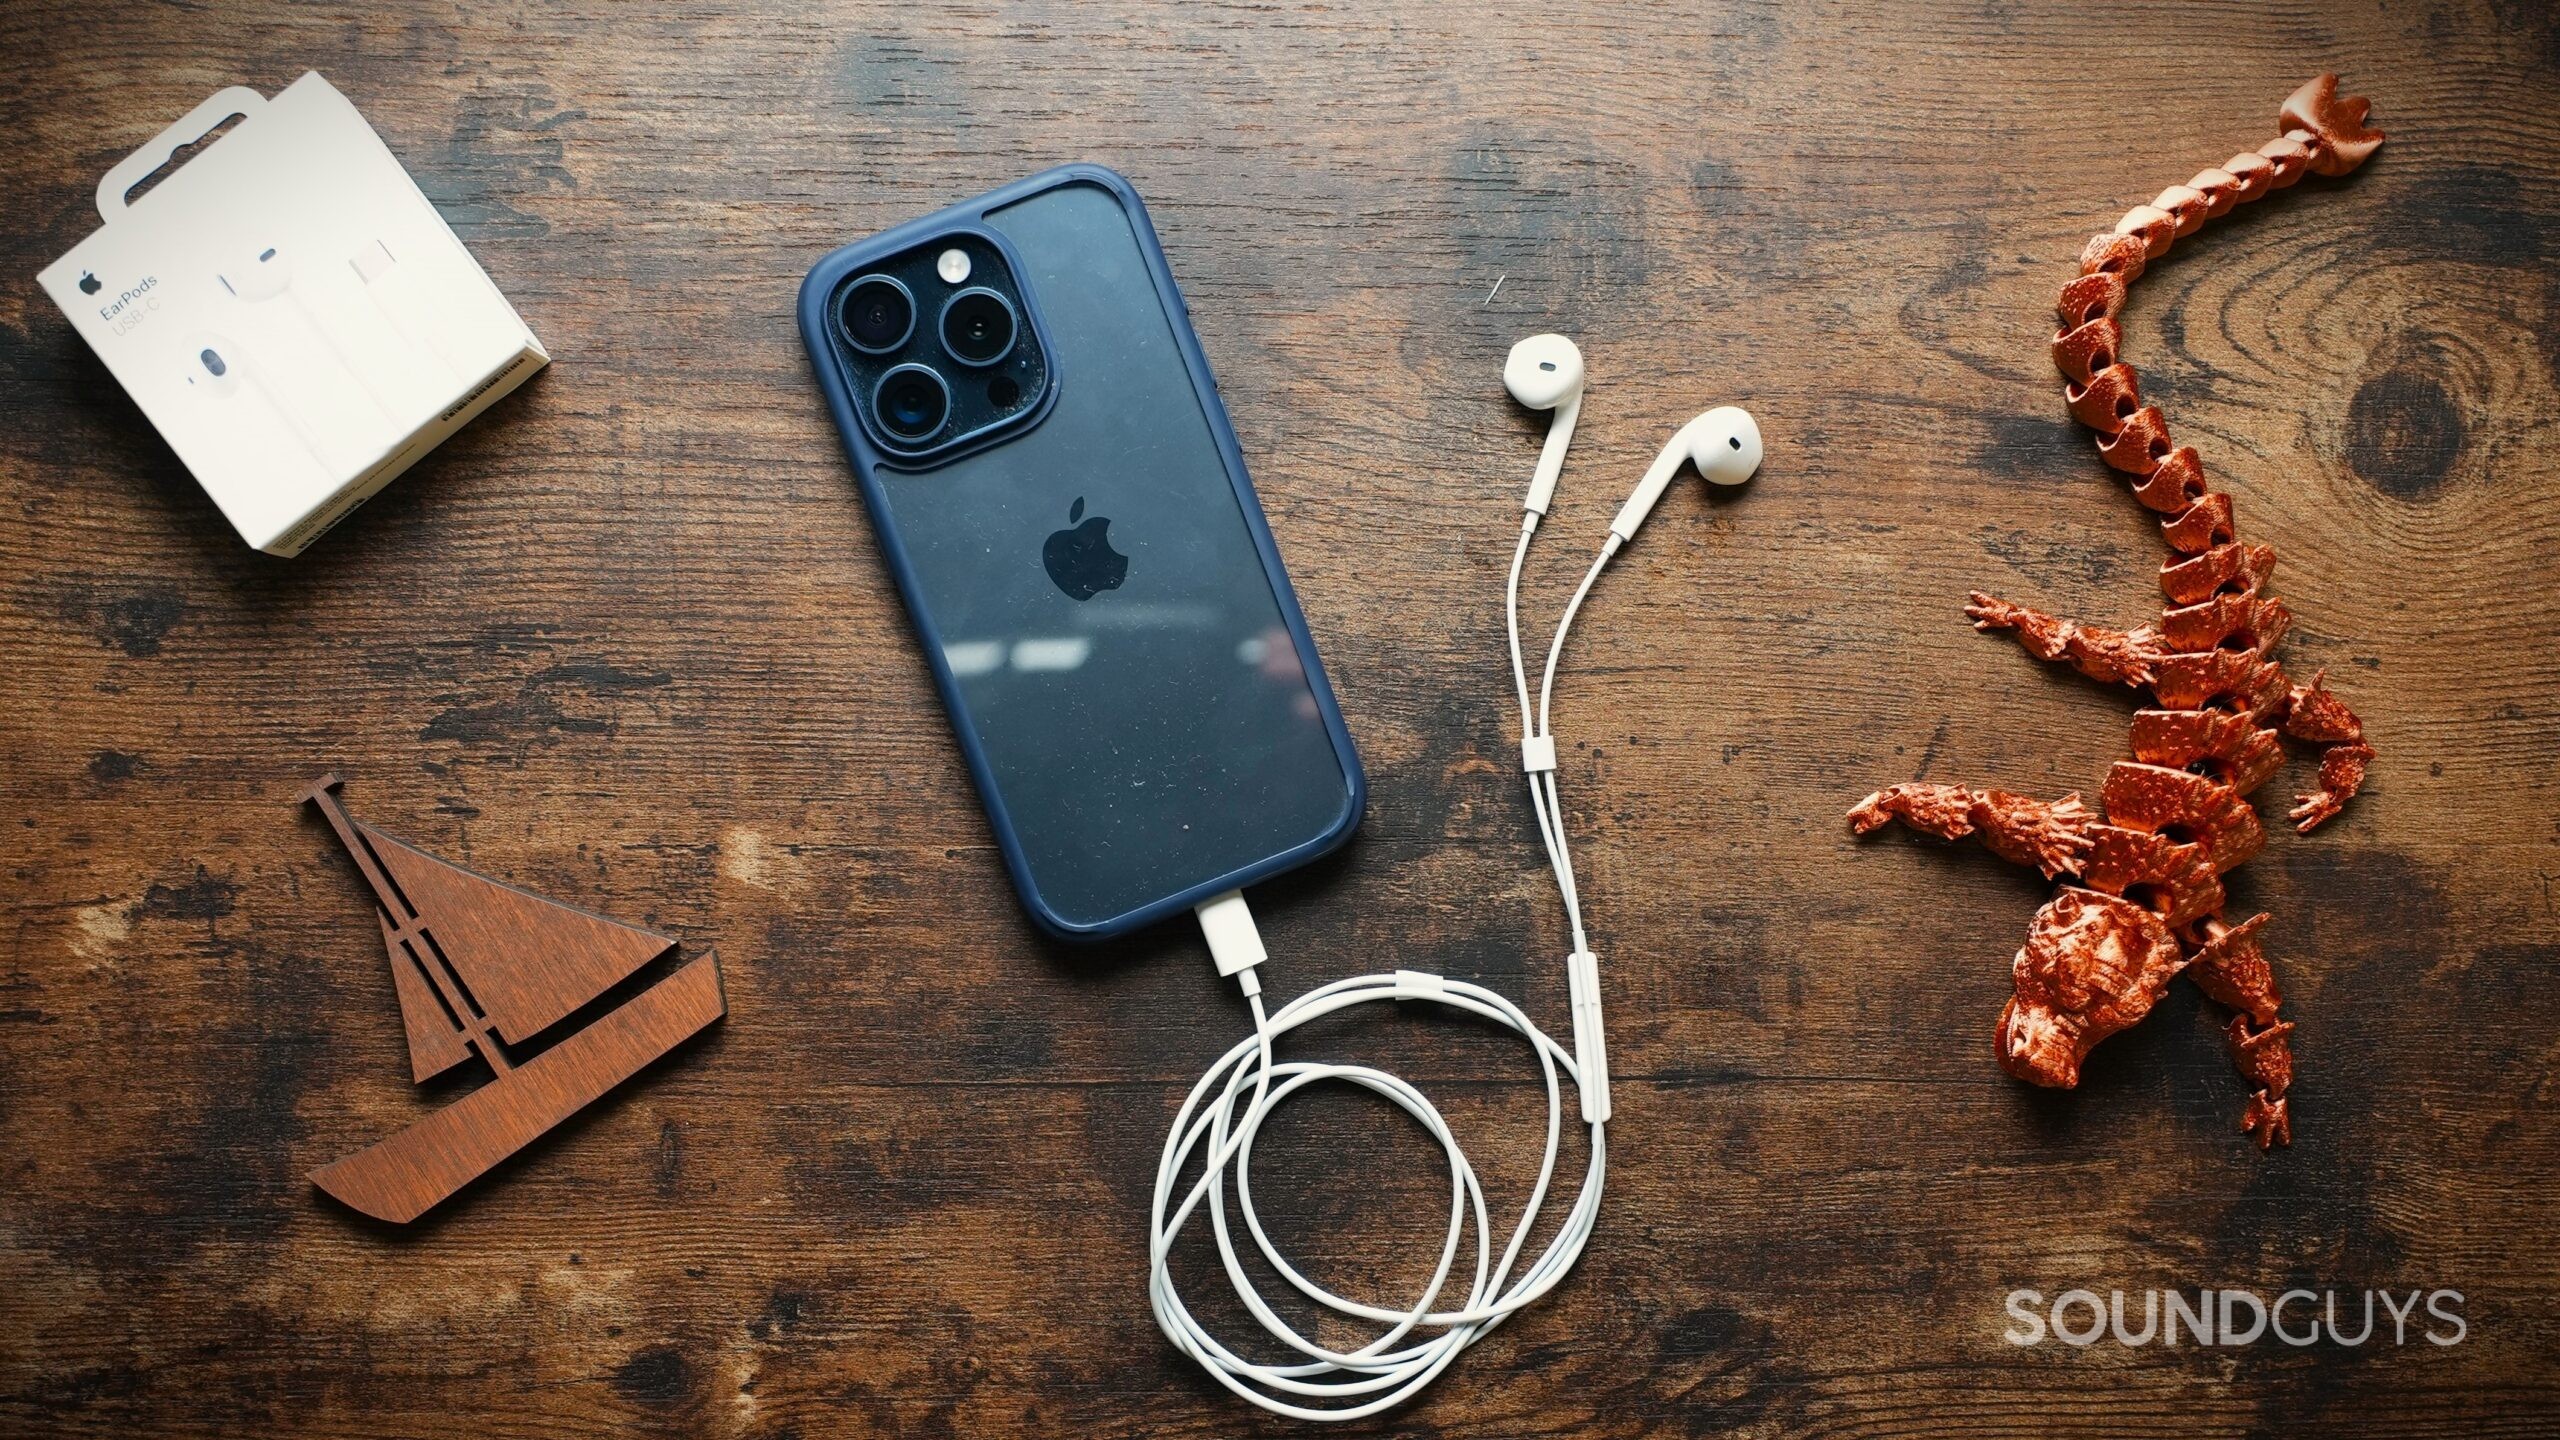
5,3 -> 2556,1436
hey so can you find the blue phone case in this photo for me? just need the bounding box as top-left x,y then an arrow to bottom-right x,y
798,164 -> 1365,941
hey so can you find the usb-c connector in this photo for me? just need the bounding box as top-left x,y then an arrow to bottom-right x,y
1193,888 -> 1265,979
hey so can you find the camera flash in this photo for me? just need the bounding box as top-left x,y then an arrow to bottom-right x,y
936,248 -> 972,285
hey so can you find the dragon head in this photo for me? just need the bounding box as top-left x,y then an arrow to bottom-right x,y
1997,888 -> 2187,1089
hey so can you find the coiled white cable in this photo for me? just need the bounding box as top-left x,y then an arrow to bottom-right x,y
1146,507 -> 1617,1420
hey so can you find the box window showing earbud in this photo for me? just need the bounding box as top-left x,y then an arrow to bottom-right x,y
37,72 -> 548,556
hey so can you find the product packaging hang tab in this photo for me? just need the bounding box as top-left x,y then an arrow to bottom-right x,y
36,73 -> 549,557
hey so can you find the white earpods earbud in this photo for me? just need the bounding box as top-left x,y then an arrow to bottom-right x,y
217,242 -> 292,302
1608,405 -> 1763,544
184,331 -> 329,471
217,239 -> 395,423
184,334 -> 244,399
1504,334 -> 1585,516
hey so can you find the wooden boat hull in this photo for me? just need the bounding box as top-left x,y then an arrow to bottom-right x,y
311,952 -> 725,1224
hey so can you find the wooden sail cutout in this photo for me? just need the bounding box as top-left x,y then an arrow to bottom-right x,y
358,823 -> 673,1045
301,774 -> 726,1224
380,910 -> 471,1083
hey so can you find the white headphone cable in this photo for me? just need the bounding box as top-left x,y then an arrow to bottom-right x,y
1146,505 -> 1622,1420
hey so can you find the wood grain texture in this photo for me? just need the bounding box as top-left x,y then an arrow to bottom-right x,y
2,2 -> 2556,1435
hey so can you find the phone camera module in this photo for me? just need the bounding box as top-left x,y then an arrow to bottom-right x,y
839,275 -> 916,354
873,364 -> 952,442
939,288 -> 1018,367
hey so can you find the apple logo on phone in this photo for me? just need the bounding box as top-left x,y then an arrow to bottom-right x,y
1043,496 -> 1127,601
78,271 -> 102,296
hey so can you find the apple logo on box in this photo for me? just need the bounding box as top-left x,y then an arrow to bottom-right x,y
78,271 -> 102,296
1043,496 -> 1127,601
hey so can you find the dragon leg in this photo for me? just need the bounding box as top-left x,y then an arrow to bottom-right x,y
2230,1021 -> 2296,1148
2280,668 -> 2373,831
2185,914 -> 2294,1148
1846,783 -> 2095,879
1965,592 -> 2167,688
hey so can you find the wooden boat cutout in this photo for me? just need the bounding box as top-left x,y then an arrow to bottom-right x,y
301,774 -> 725,1223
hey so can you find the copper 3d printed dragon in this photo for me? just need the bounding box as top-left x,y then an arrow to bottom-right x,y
1850,76 -> 2385,1149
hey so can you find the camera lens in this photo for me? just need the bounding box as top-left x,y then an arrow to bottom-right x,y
939,287 -> 1018,367
838,275 -> 914,354
872,364 -> 951,442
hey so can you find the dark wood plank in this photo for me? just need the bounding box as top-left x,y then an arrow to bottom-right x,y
2,2 -> 2555,1436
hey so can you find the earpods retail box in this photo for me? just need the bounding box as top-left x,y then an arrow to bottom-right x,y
37,73 -> 548,556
